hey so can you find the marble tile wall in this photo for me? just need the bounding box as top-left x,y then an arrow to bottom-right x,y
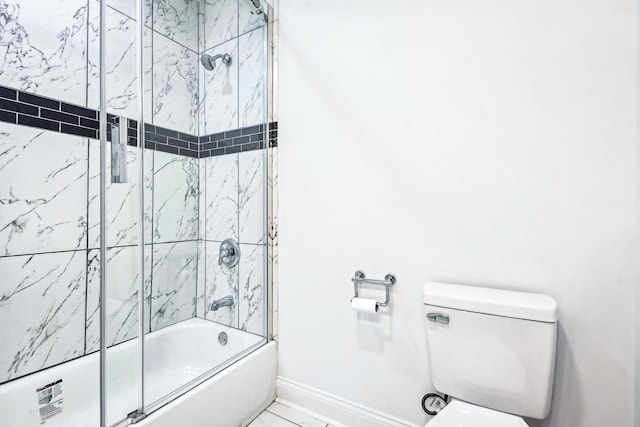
200,0 -> 267,135
0,0 -> 271,383
0,0 -> 89,106
0,122 -> 88,383
201,149 -> 267,335
150,241 -> 198,330
198,1 -> 270,338
1,0 -> 197,133
0,121 -> 201,383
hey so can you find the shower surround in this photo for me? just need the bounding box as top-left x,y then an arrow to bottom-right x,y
0,0 -> 269,384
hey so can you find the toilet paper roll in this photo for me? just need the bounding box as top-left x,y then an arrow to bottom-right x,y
351,297 -> 379,313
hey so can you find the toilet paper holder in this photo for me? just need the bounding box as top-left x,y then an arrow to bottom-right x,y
351,270 -> 397,308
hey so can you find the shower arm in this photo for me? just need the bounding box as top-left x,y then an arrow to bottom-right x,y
211,54 -> 231,65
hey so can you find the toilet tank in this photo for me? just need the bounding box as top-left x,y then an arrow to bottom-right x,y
423,282 -> 557,419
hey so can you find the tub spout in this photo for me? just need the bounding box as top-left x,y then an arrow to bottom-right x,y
210,295 -> 234,311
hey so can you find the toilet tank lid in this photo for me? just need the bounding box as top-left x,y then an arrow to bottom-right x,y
423,282 -> 558,323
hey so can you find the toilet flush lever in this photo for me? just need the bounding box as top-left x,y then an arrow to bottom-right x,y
427,313 -> 449,324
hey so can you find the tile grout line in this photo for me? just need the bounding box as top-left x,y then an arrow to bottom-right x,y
264,407 -> 329,427
262,408 -> 310,427
107,4 -> 200,55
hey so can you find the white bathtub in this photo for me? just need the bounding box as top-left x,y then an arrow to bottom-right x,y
0,318 -> 276,427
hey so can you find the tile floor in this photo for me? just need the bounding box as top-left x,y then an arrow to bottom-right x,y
248,401 -> 339,427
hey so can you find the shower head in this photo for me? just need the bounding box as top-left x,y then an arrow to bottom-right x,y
200,53 -> 232,71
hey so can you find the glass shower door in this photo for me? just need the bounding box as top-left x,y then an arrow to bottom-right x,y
140,0 -> 271,415
96,0 -> 149,425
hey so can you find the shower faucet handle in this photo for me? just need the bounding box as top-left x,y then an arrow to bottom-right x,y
218,239 -> 240,267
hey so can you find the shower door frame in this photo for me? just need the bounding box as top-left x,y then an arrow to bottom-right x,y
98,0 -> 147,426
98,1 -> 273,426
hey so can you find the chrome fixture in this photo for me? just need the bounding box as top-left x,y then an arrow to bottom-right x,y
210,295 -> 234,311
351,270 -> 397,308
200,53 -> 231,71
426,313 -> 450,324
110,116 -> 128,184
244,0 -> 264,15
218,239 -> 240,267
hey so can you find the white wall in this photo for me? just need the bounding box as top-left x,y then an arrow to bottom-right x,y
277,1 -> 637,426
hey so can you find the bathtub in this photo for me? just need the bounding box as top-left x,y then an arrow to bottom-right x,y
0,318 -> 276,427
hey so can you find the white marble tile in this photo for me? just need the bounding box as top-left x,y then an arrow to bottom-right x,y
87,3 -> 153,121
239,0 -> 266,34
198,51 -> 207,137
151,241 -> 198,330
107,0 -> 152,24
205,153 -> 238,242
85,246 -> 152,353
204,241 -> 239,327
269,18 -> 279,123
196,240 -> 206,318
0,251 -> 86,382
239,149 -> 265,244
153,0 -> 199,52
267,146 -> 278,317
153,150 -> 199,243
239,244 -> 265,335
267,402 -> 328,427
88,141 -> 154,249
198,159 -> 206,240
198,0 -> 206,53
152,32 -> 199,135
239,26 -> 266,127
0,123 -> 88,257
203,0 -> 237,51
202,38 -> 239,134
248,411 -> 298,427
0,0 -> 88,105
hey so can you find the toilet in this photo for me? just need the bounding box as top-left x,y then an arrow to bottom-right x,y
423,282 -> 558,426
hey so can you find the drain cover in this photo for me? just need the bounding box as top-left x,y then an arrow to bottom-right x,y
218,332 -> 228,346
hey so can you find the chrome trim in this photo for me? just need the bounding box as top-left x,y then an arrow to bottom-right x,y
136,0 -> 146,416
426,313 -> 450,324
110,117 -> 128,184
262,3 -> 270,341
210,295 -> 235,311
218,238 -> 241,267
351,270 -> 397,308
98,0 -> 107,424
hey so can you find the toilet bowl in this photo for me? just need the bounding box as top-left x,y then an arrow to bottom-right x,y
425,400 -> 528,427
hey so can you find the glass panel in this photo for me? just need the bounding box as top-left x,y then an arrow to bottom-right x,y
97,0 -> 151,425
142,0 -> 270,414
0,0 -> 270,423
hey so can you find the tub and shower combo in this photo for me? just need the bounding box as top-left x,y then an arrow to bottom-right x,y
0,0 -> 275,426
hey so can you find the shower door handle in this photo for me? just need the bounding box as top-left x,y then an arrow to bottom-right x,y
110,117 -> 128,184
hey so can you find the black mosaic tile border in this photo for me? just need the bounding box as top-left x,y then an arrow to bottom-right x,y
198,123 -> 267,158
0,85 -> 273,159
0,85 -> 99,138
268,122 -> 278,148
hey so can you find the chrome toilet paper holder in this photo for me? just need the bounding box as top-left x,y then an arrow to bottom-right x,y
351,270 -> 397,308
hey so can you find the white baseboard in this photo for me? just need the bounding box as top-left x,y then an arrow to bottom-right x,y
276,377 -> 422,427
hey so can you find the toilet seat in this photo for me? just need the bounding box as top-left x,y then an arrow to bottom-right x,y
425,400 -> 529,427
